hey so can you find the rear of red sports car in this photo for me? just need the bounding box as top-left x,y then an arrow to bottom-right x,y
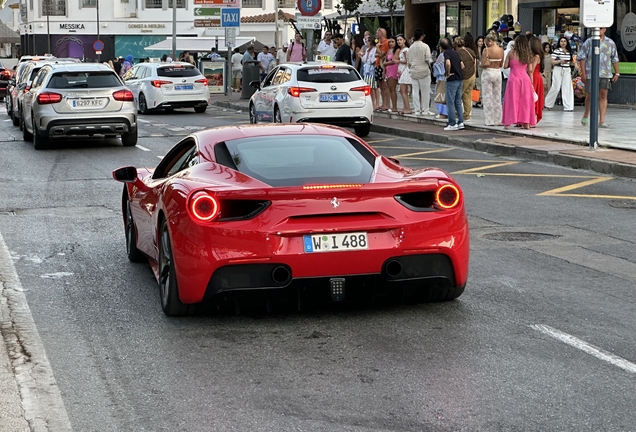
159,126 -> 468,307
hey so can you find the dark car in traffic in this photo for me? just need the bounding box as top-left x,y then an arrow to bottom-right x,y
0,60 -> 13,99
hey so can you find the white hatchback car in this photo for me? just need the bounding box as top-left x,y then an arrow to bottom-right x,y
122,62 -> 210,114
249,62 -> 373,137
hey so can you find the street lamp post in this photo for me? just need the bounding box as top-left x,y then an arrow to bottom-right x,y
172,0 -> 177,61
96,0 -> 100,62
45,0 -> 50,54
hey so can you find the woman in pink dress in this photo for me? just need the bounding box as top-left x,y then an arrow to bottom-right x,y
502,35 -> 535,129
383,36 -> 400,113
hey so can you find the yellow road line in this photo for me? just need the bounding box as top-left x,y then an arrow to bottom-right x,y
366,137 -> 397,144
537,177 -> 614,196
392,148 -> 454,158
452,161 -> 520,174
373,145 -> 429,150
457,173 -> 605,178
547,193 -> 636,200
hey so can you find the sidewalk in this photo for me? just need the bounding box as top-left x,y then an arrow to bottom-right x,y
210,92 -> 636,179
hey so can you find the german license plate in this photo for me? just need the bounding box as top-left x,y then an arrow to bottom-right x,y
319,93 -> 348,102
174,84 -> 194,90
70,98 -> 104,108
303,232 -> 368,253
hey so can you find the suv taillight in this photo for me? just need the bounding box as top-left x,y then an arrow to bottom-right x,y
195,78 -> 208,86
37,92 -> 62,104
24,86 -> 30,93
288,87 -> 317,97
112,89 -> 134,101
151,80 -> 171,88
350,85 -> 371,96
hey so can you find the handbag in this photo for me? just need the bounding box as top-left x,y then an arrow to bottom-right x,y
472,89 -> 481,102
434,81 -> 446,104
533,90 -> 539,102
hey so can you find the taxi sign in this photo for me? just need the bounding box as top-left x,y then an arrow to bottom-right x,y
315,55 -> 331,62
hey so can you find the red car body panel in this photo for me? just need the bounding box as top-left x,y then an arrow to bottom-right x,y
118,124 -> 470,304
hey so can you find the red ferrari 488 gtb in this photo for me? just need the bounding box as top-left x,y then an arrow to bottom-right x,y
113,124 -> 469,316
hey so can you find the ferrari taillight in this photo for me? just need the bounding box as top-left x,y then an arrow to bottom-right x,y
113,89 -> 134,101
288,87 -> 316,97
350,85 -> 371,96
435,184 -> 460,209
37,92 -> 62,104
189,192 -> 220,222
151,80 -> 172,88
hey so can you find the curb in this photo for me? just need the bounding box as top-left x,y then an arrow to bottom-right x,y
210,101 -> 636,179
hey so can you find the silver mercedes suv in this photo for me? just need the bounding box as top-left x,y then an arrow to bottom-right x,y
21,63 -> 137,150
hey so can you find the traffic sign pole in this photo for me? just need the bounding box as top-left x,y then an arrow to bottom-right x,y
589,28 -> 600,150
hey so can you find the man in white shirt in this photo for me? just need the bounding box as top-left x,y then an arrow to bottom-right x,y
317,31 -> 337,60
257,46 -> 273,80
276,43 -> 288,65
230,47 -> 243,92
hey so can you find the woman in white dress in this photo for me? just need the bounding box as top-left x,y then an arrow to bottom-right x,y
362,38 -> 379,110
396,35 -> 412,114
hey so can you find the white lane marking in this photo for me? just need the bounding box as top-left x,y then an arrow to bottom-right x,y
0,233 -> 73,430
136,145 -> 150,151
532,324 -> 636,374
40,272 -> 74,279
157,155 -> 164,159
137,118 -> 150,123
4,119 -> 11,122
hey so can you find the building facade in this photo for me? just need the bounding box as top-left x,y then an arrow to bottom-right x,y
17,0 -> 338,61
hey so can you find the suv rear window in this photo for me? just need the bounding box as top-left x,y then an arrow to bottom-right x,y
47,72 -> 122,89
297,67 -> 360,83
157,65 -> 200,77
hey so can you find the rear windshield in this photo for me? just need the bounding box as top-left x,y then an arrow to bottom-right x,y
157,65 -> 201,78
218,135 -> 374,187
297,67 -> 360,83
47,72 -> 122,89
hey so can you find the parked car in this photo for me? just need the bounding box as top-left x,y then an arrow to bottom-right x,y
0,60 -> 13,100
21,63 -> 137,150
112,123 -> 469,316
7,56 -> 61,121
249,62 -> 373,137
9,59 -> 78,127
122,61 -> 209,114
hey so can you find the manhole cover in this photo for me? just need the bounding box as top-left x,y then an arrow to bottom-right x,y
483,232 -> 561,242
608,200 -> 636,209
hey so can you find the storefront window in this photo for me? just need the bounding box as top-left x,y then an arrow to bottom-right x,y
445,2 -> 471,38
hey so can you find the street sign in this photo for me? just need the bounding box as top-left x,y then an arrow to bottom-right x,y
221,8 -> 240,27
580,0 -> 614,28
194,7 -> 221,16
294,13 -> 322,30
297,0 -> 322,17
195,19 -> 221,28
225,28 -> 236,47
92,40 -> 104,51
194,0 -> 240,6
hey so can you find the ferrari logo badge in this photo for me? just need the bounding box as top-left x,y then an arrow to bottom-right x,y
330,197 -> 339,209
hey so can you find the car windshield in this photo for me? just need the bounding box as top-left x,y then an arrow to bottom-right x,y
220,135 -> 374,186
157,65 -> 200,78
296,67 -> 360,83
47,72 -> 122,88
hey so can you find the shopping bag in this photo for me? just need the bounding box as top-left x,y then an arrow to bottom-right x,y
434,81 -> 446,104
471,88 -> 481,102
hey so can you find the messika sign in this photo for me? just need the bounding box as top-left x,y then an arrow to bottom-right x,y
60,23 -> 86,30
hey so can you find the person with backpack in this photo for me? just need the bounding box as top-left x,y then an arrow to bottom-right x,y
287,33 -> 307,63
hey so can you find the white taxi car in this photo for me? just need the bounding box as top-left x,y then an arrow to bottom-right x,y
249,62 -> 372,137
122,62 -> 209,114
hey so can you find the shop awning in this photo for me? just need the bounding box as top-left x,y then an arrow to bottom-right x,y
144,36 -> 255,52
0,21 -> 19,44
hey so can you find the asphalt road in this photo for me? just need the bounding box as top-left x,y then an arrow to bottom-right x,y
1,106 -> 636,431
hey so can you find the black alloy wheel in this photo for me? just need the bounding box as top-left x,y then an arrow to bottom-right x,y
249,104 -> 257,124
32,116 -> 49,150
138,93 -> 149,114
158,219 -> 191,317
124,192 -> 145,263
274,107 -> 282,123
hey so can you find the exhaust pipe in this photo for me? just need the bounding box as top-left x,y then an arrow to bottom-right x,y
271,266 -> 291,285
385,260 -> 403,278
54,128 -> 64,134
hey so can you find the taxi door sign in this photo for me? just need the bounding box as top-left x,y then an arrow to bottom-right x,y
297,0 -> 321,16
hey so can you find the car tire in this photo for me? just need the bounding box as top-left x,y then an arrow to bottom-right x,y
123,189 -> 146,263
249,103 -> 257,124
121,128 -> 138,147
194,105 -> 207,113
274,106 -> 282,123
158,219 -> 193,317
32,116 -> 49,150
354,124 -> 371,137
21,115 -> 32,142
138,93 -> 149,114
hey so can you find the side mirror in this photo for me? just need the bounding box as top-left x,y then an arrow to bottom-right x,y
249,80 -> 261,90
8,79 -> 15,86
112,166 -> 138,183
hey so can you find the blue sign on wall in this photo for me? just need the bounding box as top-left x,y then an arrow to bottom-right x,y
221,8 -> 240,27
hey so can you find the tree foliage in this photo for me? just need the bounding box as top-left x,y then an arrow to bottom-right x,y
372,0 -> 405,36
